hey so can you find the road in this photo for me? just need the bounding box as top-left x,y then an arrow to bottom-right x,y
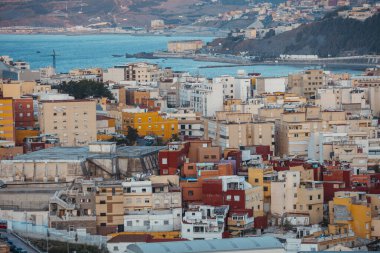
1,231 -> 40,253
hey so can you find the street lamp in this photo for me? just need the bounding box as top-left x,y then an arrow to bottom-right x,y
46,229 -> 50,253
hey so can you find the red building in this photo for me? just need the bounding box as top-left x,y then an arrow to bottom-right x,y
158,142 -> 189,175
13,98 -> 34,128
224,149 -> 241,175
23,134 -> 60,153
202,176 -> 255,234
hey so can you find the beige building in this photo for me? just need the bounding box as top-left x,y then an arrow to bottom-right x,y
96,182 -> 125,235
0,81 -> 36,99
271,170 -> 323,225
150,19 -> 165,30
103,63 -> 166,84
122,175 -> 181,213
204,112 -> 274,151
352,76 -> 380,88
38,99 -> 97,146
125,63 -> 165,83
288,69 -> 326,98
275,110 -> 322,157
245,28 -> 257,39
369,86 -> 380,117
167,40 -> 204,53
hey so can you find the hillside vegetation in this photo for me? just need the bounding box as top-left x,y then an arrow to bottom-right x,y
207,13 -> 380,57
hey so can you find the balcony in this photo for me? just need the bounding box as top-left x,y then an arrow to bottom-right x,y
49,215 -> 96,222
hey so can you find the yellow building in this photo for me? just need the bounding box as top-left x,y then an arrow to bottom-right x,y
122,111 -> 178,140
248,166 -> 276,214
329,191 -> 372,239
0,98 -> 15,141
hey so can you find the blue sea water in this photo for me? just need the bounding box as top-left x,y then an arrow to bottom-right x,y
0,34 -> 362,77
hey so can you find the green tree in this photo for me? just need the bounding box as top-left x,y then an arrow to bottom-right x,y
55,80 -> 114,100
126,126 -> 139,145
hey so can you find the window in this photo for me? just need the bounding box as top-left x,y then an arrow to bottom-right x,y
144,220 -> 150,226
264,186 -> 268,192
142,188 -> 146,193
254,179 -> 259,183
145,199 -> 149,203
100,200 -> 106,204
318,194 -> 321,200
126,221 -> 132,226
113,246 -> 119,251
188,190 -> 194,196
204,155 -> 209,159
234,195 -> 240,201
100,213 -> 106,216
308,205 -> 312,210
100,223 -> 106,227
164,220 -> 169,225
162,158 -> 168,165
293,183 -> 297,187
309,196 -> 313,201
294,193 -> 297,198
188,166 -> 194,170
293,205 -> 296,210
226,195 -> 231,201
211,155 -> 216,159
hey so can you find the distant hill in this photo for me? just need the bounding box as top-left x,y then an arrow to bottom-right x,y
207,13 -> 380,57
0,0 -> 251,28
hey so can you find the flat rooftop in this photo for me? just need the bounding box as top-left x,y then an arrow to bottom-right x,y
7,146 -> 166,161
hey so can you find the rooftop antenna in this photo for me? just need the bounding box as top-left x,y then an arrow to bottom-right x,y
49,50 -> 59,70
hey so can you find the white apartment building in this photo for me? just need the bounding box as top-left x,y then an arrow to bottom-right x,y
166,109 -> 203,137
213,75 -> 251,102
124,208 -> 182,232
191,80 -> 223,117
308,132 -> 349,163
181,204 -> 229,240
255,77 -> 287,95
317,87 -> 370,116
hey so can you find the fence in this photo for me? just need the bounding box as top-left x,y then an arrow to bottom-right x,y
7,220 -> 107,248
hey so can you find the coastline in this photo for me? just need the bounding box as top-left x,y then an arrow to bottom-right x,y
0,27 -> 227,38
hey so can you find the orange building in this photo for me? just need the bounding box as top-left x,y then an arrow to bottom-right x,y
15,129 -> 39,146
126,90 -> 150,105
0,98 -> 15,141
186,139 -> 222,163
180,163 -> 233,203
